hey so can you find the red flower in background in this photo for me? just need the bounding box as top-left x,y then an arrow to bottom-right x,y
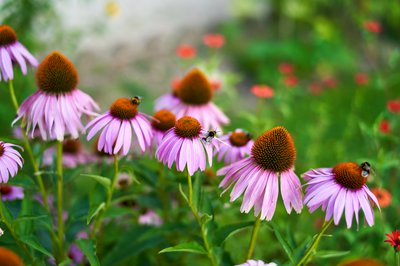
284,76 -> 298,87
364,20 -> 381,34
278,63 -> 294,75
251,85 -> 274,99
354,73 -> 369,86
371,188 -> 392,208
176,44 -> 196,59
210,79 -> 222,91
171,78 -> 181,90
322,77 -> 338,89
385,230 -> 400,251
379,120 -> 391,134
387,100 -> 400,113
309,82 -> 323,95
203,34 -> 225,48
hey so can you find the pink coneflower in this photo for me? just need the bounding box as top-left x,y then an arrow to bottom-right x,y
354,73 -> 369,86
218,126 -> 303,220
0,185 -> 24,201
13,52 -> 99,141
168,69 -> 229,130
176,44 -> 196,59
203,34 -> 225,49
216,129 -> 253,164
283,76 -> 298,87
0,141 -> 23,183
154,81 -> 181,111
138,210 -> 163,226
151,109 -> 176,147
363,20 -> 381,34
278,63 -> 294,75
0,25 -> 38,81
42,139 -> 94,168
379,120 -> 390,134
385,230 -> 400,251
303,162 -> 380,228
371,187 -> 392,208
387,99 -> 400,113
251,85 -> 274,99
115,173 -> 132,189
236,260 -> 277,266
156,116 -> 218,175
86,97 -> 153,155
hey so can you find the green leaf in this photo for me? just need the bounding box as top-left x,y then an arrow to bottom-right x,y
270,222 -> 295,263
0,201 -> 13,222
77,239 -> 100,266
315,250 -> 350,259
178,183 -> 188,203
20,236 -> 53,257
213,221 -> 253,246
81,174 -> 110,189
87,202 -> 105,225
200,213 -> 213,225
58,258 -> 72,266
159,242 -> 207,255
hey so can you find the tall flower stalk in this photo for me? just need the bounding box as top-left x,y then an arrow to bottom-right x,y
55,141 -> 65,262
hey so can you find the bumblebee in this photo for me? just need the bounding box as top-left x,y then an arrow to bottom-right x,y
202,130 -> 217,143
131,96 -> 142,105
246,132 -> 253,140
360,162 -> 371,178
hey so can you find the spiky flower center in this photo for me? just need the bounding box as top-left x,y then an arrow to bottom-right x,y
152,110 -> 176,132
63,139 -> 81,154
229,132 -> 251,147
177,68 -> 213,105
36,52 -> 79,94
0,25 -> 17,46
0,247 -> 24,266
174,116 -> 201,138
110,98 -> 139,120
251,126 -> 296,172
333,162 -> 366,190
0,143 -> 4,157
0,185 -> 12,195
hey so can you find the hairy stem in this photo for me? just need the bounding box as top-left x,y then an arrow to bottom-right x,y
246,215 -> 261,260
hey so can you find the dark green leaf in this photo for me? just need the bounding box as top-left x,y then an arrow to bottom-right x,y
315,250 -> 350,259
178,183 -> 188,203
270,222 -> 295,263
87,202 -> 105,225
77,239 -> 100,266
213,221 -> 253,246
159,242 -> 207,255
20,236 -> 53,257
81,174 -> 110,189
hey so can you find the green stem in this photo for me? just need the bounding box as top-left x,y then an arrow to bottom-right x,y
186,172 -> 218,266
8,80 -> 49,211
158,165 -> 170,223
56,141 -> 65,261
296,219 -> 333,266
92,155 -> 119,237
396,251 -> 400,266
246,215 -> 261,260
0,194 -> 34,262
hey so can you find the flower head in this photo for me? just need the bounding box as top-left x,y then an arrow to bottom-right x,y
0,185 -> 24,201
283,76 -> 298,87
218,126 -> 303,220
251,85 -> 274,99
216,129 -> 253,164
154,80 -> 181,111
152,109 -> 176,147
168,69 -> 229,130
0,246 -> 24,266
0,141 -> 23,183
0,24 -> 38,81
354,73 -> 369,86
303,162 -> 380,228
13,51 -> 99,141
309,82 -> 323,95
379,120 -> 390,134
385,230 -> 400,251
156,116 -> 218,175
236,260 -> 277,266
363,20 -> 381,34
138,210 -> 163,226
322,77 -> 338,89
86,97 -> 153,155
387,99 -> 400,113
176,44 -> 196,59
115,173 -> 133,189
278,63 -> 294,75
371,187 -> 392,208
203,34 -> 225,48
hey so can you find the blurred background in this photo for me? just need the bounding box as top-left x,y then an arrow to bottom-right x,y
1,0 -> 400,265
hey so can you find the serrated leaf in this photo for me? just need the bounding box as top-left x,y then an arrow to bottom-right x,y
81,174 -> 110,189
87,202 -> 105,224
20,236 -> 53,257
77,239 -> 100,266
213,221 -> 253,246
315,250 -> 350,259
159,242 -> 207,255
270,222 -> 294,263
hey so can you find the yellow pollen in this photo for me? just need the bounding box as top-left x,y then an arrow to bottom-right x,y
174,116 -> 202,138
229,132 -> 251,147
333,162 -> 366,190
109,98 -> 139,120
152,110 -> 176,132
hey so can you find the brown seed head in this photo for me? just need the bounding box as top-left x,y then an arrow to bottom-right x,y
0,142 -> 4,157
174,116 -> 201,138
0,25 -> 17,46
110,98 -> 139,120
333,162 -> 366,190
177,68 -> 213,105
229,132 -> 251,147
0,247 -> 24,266
152,110 -> 176,132
0,185 -> 12,195
36,52 -> 78,94
62,139 -> 82,154
251,126 -> 296,172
